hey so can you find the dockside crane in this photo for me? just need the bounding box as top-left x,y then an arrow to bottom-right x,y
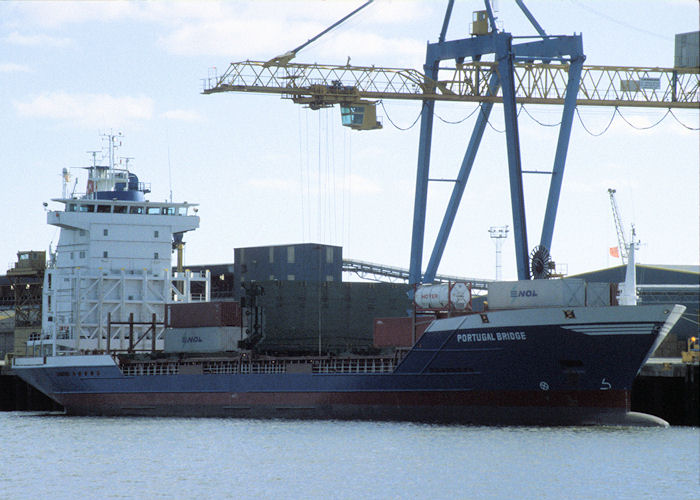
608,188 -> 634,265
204,0 -> 699,284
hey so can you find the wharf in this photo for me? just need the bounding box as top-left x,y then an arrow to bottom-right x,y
632,358 -> 699,426
0,360 -> 61,411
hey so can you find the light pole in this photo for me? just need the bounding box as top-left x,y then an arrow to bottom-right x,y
489,226 -> 509,281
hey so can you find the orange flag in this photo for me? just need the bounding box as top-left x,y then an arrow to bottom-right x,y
609,246 -> 619,258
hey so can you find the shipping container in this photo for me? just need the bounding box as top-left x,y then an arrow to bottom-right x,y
675,31 -> 700,68
586,282 -> 612,307
373,317 -> 430,348
487,279 -> 586,310
234,243 -> 343,296
163,326 -> 243,353
255,280 -> 412,353
415,283 -> 471,310
167,301 -> 241,328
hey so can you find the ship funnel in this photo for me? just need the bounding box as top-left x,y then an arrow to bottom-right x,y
173,232 -> 185,273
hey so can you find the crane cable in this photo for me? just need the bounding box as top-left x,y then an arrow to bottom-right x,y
669,109 -> 700,131
575,106 -> 699,135
436,104 -> 482,124
520,105 -> 561,127
379,100 -> 421,131
379,98 -> 699,134
298,107 -> 306,242
616,107 -> 671,130
379,100 -> 514,133
574,106 -> 617,137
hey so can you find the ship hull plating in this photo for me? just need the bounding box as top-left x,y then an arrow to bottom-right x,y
54,389 -> 633,425
13,304 -> 685,426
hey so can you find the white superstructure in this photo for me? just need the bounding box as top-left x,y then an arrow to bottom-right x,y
32,135 -> 210,355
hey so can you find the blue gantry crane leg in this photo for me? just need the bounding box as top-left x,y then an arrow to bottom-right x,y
408,1 -> 584,284
497,33 -> 531,280
408,92 -> 437,285
539,54 -> 585,252
422,72 -> 500,284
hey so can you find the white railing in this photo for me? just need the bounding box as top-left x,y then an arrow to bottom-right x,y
119,356 -> 404,377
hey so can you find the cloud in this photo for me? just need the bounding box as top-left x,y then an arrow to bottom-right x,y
157,16 -> 328,59
14,92 -> 154,128
161,109 -> 204,122
244,172 -> 381,196
152,2 -> 428,64
4,31 -> 71,47
0,62 -> 31,73
308,31 -> 425,65
9,2 -> 139,28
246,178 -> 297,192
346,173 -> 381,195
9,1 -> 430,64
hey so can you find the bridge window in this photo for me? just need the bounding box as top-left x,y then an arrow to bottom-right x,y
147,207 -> 160,215
97,205 -> 111,213
114,205 -> 127,214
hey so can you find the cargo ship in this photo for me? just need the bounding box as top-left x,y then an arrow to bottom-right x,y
11,139 -> 685,425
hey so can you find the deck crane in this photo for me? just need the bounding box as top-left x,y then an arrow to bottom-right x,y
608,188 -> 629,264
607,188 -> 638,266
204,0 -> 700,284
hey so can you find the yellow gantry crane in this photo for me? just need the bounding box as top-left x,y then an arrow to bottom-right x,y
204,59 -> 699,111
203,0 -> 699,283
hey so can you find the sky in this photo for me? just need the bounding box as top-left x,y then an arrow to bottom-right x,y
1,0 -> 698,282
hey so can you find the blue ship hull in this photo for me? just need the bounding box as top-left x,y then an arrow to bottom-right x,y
13,304 -> 685,425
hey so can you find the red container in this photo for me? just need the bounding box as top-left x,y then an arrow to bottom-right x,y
167,301 -> 241,328
373,317 -> 429,348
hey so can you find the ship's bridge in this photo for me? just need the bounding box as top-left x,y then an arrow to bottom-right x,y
59,198 -> 195,215
48,198 -> 199,234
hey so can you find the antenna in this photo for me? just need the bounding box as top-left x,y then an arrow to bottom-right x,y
87,150 -> 100,167
100,131 -> 123,169
489,225 -> 509,280
122,157 -> 134,170
167,131 -> 173,203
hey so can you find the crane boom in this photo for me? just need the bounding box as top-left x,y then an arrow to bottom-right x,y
608,188 -> 629,264
203,60 -> 700,109
264,0 -> 374,66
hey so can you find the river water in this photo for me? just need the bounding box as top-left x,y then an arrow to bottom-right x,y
1,412 -> 698,499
